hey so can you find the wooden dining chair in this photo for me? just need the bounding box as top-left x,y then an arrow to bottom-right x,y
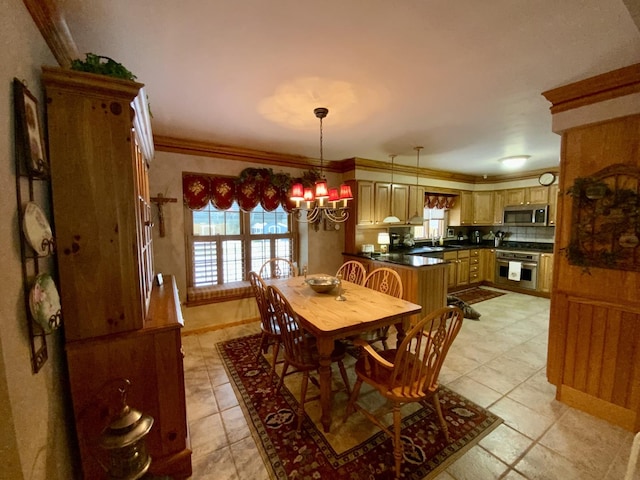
336,260 -> 367,286
267,285 -> 351,431
344,306 -> 464,480
258,257 -> 299,279
249,271 -> 281,382
362,267 -> 404,349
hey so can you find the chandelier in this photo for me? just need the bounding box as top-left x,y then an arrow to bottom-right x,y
289,107 -> 353,224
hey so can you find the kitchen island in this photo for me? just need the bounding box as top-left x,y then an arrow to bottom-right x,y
343,253 -> 448,324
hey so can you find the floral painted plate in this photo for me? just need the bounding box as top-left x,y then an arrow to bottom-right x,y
23,202 -> 53,256
29,273 -> 61,333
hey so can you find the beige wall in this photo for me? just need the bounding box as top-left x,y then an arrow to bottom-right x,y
0,1 -> 75,478
148,150 -> 345,330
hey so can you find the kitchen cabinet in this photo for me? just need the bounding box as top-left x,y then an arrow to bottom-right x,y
374,183 -> 392,224
472,191 -> 494,225
444,249 -> 470,288
457,191 -> 474,225
357,181 -> 375,225
493,191 -> 504,225
504,188 -> 526,206
391,184 -> 410,223
481,248 -> 496,283
43,67 -> 191,479
528,186 -> 549,204
444,251 -> 458,288
343,255 -> 447,323
504,186 -> 549,206
469,249 -> 481,283
538,253 -> 553,293
408,184 -> 425,223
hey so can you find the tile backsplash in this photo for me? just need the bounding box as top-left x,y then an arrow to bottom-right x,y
500,226 -> 555,243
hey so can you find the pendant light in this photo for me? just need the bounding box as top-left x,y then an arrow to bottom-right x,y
408,146 -> 425,225
382,154 -> 401,224
289,107 -> 353,225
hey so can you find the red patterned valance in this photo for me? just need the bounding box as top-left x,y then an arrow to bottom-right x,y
183,175 -> 211,210
182,173 -> 293,212
211,177 -> 236,210
425,193 -> 456,209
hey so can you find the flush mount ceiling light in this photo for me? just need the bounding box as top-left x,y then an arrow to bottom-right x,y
289,107 -> 353,224
499,155 -> 530,169
408,146 -> 425,225
383,154 -> 401,224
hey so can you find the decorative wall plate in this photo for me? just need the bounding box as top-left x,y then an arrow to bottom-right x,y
538,172 -> 556,186
29,273 -> 61,333
23,202 -> 53,256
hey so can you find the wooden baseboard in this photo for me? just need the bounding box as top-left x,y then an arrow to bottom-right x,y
149,448 -> 193,479
181,317 -> 259,336
558,384 -> 637,432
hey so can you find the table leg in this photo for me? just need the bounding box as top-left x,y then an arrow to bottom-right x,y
394,316 -> 409,348
316,337 -> 333,432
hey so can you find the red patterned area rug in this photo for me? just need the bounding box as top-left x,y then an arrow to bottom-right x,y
218,334 -> 502,480
450,287 -> 506,305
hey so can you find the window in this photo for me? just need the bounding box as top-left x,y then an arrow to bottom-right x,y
188,202 -> 295,288
411,208 -> 448,240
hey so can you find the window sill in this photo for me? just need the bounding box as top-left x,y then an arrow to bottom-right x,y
186,281 -> 253,306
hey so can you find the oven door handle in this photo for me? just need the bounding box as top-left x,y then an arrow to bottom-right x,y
497,261 -> 538,268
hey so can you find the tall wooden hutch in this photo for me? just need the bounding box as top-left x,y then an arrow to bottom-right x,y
42,67 -> 191,478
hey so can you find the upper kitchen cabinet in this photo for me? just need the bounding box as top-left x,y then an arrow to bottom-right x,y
493,190 -> 504,225
504,186 -> 550,206
450,191 -> 494,226
374,183 -> 391,224
503,188 -> 526,205
407,185 -> 424,223
356,181 -> 375,225
392,184 -> 410,223
456,191 -> 474,225
472,191 -> 494,225
43,67 -> 154,340
528,185 -> 550,204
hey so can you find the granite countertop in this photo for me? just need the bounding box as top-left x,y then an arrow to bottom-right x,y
345,241 -> 554,269
392,241 -> 555,254
345,252 -> 446,268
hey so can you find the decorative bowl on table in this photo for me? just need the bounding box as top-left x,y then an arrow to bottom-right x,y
305,275 -> 340,293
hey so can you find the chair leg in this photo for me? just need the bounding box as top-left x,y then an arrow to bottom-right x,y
270,341 -> 280,383
344,377 -> 363,420
392,403 -> 402,480
337,360 -> 351,395
276,361 -> 289,392
297,371 -> 309,431
432,391 -> 451,443
256,332 -> 267,363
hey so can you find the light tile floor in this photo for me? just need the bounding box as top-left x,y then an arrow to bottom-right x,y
182,289 -> 639,479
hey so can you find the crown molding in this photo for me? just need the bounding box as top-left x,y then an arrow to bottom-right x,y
155,137 -> 557,184
154,135 -> 345,172
542,63 -> 640,114
23,0 -> 79,67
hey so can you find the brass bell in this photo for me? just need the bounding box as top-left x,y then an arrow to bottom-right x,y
98,379 -> 154,480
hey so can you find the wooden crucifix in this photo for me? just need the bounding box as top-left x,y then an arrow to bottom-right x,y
150,193 -> 177,237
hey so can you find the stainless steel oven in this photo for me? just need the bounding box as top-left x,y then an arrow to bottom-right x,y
495,250 -> 539,290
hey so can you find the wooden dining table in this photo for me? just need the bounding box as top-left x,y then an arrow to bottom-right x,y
266,275 -> 422,432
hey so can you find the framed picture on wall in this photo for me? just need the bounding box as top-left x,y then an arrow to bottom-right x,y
13,78 -> 48,177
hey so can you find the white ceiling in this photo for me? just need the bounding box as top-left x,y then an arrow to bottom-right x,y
60,0 -> 640,177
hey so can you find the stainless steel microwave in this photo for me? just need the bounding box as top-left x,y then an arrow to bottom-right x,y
503,204 -> 549,226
